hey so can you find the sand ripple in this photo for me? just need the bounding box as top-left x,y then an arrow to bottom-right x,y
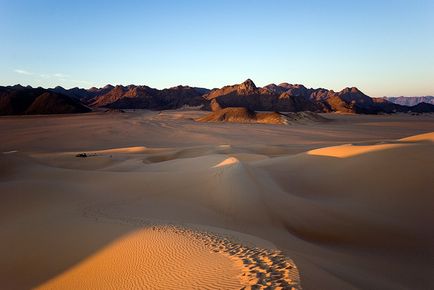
37,227 -> 241,290
37,225 -> 300,290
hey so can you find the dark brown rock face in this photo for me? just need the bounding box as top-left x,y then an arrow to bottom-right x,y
202,80 -> 319,112
25,92 -> 91,114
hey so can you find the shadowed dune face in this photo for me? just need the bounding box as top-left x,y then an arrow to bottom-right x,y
1,111 -> 434,290
260,142 -> 434,245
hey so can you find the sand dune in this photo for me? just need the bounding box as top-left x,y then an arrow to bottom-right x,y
307,142 -> 410,158
37,225 -> 299,290
399,131 -> 434,142
37,228 -> 243,290
1,111 -> 433,290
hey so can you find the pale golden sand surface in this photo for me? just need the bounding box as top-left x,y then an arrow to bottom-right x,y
1,110 -> 433,290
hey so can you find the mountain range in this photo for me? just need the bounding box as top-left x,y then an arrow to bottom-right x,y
1,80 -> 433,115
383,96 -> 434,106
0,85 -> 91,115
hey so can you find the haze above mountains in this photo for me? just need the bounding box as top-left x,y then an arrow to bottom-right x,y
1,80 -> 433,116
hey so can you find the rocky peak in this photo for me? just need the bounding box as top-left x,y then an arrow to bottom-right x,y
238,79 -> 257,91
103,84 -> 115,90
340,87 -> 362,94
11,84 -> 25,89
278,82 -> 291,87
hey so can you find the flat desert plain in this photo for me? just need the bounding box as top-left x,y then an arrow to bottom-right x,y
1,110 -> 433,290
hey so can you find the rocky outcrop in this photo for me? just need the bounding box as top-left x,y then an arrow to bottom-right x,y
195,107 -> 328,125
210,99 -> 222,112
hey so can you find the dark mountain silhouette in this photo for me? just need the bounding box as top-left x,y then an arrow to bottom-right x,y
88,85 -> 207,110
405,102 -> 434,113
25,92 -> 91,114
51,86 -> 96,102
0,86 -> 90,115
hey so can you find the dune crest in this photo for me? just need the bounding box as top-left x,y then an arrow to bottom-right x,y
399,132 -> 434,142
213,157 -> 240,167
307,143 -> 409,158
308,132 -> 434,158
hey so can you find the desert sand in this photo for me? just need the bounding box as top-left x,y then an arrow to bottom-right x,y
1,110 -> 433,290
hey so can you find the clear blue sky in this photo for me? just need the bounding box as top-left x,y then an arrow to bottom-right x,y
1,0 -> 433,96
